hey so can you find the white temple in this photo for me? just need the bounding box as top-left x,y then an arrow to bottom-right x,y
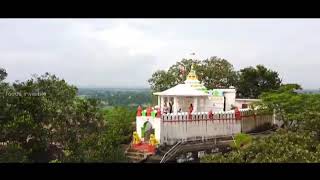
153,64 -> 237,113
134,63 -> 271,146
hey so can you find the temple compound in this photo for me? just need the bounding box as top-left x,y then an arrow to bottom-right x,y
133,65 -> 274,152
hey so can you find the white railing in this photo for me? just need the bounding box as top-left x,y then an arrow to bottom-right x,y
160,109 -> 274,145
161,110 -> 237,121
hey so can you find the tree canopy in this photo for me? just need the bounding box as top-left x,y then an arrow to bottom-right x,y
148,57 -> 281,99
0,68 -> 7,82
0,68 -> 135,162
236,65 -> 282,98
201,83 -> 320,163
148,57 -> 237,92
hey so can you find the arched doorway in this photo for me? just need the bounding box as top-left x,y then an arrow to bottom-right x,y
141,121 -> 155,142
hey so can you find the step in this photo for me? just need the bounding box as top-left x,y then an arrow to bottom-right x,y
126,156 -> 146,163
126,149 -> 144,154
125,150 -> 146,155
127,155 -> 145,160
125,153 -> 145,158
126,149 -> 140,153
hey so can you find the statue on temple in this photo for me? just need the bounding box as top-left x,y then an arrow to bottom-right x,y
149,134 -> 159,146
132,131 -> 141,145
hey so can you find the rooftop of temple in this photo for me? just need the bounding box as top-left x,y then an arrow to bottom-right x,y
153,64 -> 208,96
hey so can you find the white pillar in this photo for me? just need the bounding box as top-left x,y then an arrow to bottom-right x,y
224,89 -> 236,111
161,96 -> 165,110
173,96 -> 178,113
157,96 -> 160,107
176,97 -> 180,112
193,97 -> 198,112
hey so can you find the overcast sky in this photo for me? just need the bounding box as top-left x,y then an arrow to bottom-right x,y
1,19 -> 320,89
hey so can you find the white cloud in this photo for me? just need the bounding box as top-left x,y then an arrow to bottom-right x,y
88,22 -> 168,56
1,19 -> 320,89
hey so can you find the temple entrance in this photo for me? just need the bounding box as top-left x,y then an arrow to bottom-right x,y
141,121 -> 154,142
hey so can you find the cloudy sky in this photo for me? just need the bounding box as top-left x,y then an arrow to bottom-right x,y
1,19 -> 320,89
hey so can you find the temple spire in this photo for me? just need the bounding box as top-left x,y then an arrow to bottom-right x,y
186,63 -> 199,81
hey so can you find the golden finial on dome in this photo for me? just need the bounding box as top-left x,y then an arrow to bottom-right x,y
186,63 -> 198,81
191,63 -> 195,70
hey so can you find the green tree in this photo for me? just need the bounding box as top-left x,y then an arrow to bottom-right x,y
231,133 -> 252,150
148,70 -> 179,92
103,107 -> 136,143
0,68 -> 7,82
201,130 -> 320,163
198,57 -> 238,89
256,84 -> 305,129
0,142 -> 29,163
0,70 -> 129,162
202,84 -> 320,163
236,65 -> 282,98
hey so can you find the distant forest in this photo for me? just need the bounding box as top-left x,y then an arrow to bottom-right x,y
77,88 -> 153,108
77,88 -> 320,109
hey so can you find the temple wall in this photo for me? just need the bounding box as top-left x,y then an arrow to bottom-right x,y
160,110 -> 274,145
205,97 -> 224,112
224,91 -> 236,111
136,109 -> 274,145
161,112 -> 241,145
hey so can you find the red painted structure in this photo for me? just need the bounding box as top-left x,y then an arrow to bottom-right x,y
132,142 -> 156,154
235,107 -> 241,120
208,110 -> 213,119
137,106 -> 142,116
146,107 -> 152,117
157,108 -> 161,118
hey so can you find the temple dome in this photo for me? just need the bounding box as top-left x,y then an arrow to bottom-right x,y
154,64 -> 208,96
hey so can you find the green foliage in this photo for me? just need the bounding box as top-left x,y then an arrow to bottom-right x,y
103,107 -> 136,144
202,130 -> 320,163
78,88 -> 152,108
49,159 -> 61,163
202,84 -> 320,163
148,70 -> 178,92
0,68 -> 132,162
0,142 -> 29,163
0,68 -> 7,82
198,57 -> 238,89
256,83 -> 318,129
231,133 -> 252,150
236,65 -> 282,98
148,58 -> 280,99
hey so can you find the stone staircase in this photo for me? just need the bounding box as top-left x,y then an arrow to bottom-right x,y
125,142 -> 157,163
125,148 -> 148,163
